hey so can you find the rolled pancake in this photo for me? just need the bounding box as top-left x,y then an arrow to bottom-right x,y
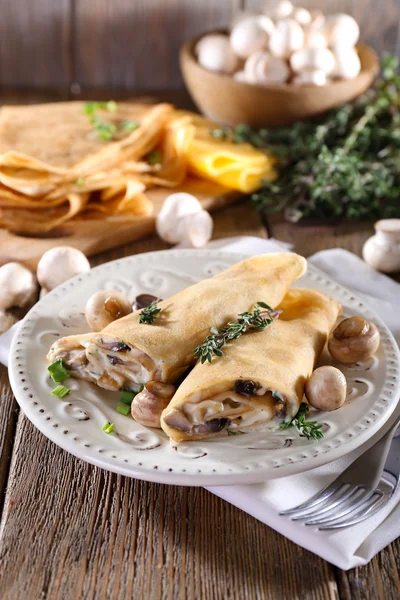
47,253 -> 306,392
161,289 -> 341,442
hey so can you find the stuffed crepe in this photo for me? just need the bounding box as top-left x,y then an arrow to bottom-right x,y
161,288 -> 341,441
47,253 -> 306,396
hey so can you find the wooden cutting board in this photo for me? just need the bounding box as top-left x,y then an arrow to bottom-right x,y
0,178 -> 241,269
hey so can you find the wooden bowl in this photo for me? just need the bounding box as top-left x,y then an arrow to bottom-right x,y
180,33 -> 380,128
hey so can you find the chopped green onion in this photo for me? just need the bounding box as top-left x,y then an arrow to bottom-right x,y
106,100 -> 117,112
102,422 -> 115,434
146,150 -> 161,165
116,402 -> 131,416
51,384 -> 70,398
120,390 -> 135,405
48,359 -> 69,383
121,120 -> 140,132
75,177 -> 85,186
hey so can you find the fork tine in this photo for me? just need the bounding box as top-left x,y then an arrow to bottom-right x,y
304,488 -> 373,526
316,492 -> 386,530
279,483 -> 345,516
291,484 -> 358,521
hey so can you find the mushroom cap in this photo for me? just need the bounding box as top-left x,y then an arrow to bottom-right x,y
305,365 -> 347,411
292,7 -> 312,26
269,18 -> 304,59
273,0 -> 294,20
292,69 -> 328,86
196,34 -> 238,73
230,16 -> 274,59
85,289 -> 132,332
37,246 -> 90,291
328,317 -> 380,364
245,50 -> 289,84
290,47 -> 335,74
156,193 -> 203,243
331,45 -> 361,79
0,262 -> 38,311
322,13 -> 360,47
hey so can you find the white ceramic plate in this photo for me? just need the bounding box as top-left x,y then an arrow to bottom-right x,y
9,249 -> 400,486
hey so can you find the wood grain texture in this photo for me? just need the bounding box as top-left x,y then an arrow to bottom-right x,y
73,0 -> 240,89
0,366 -> 18,516
0,0 -> 72,87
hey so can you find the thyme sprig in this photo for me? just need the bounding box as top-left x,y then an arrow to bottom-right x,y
193,302 -> 279,363
139,300 -> 162,324
212,55 -> 400,222
280,402 -> 324,441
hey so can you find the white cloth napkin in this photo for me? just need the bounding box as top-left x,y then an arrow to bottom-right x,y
206,236 -> 400,570
1,236 -> 399,569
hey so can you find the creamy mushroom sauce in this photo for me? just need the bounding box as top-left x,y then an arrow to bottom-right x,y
47,334 -> 161,391
163,381 -> 288,435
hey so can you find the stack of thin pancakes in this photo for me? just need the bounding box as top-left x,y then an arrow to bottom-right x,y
0,101 -> 278,235
0,102 -> 194,234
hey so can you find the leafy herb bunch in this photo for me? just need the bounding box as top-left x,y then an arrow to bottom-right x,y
212,55 -> 400,222
194,302 -> 279,363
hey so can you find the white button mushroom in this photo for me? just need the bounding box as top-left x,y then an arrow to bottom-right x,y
0,262 -> 38,311
292,70 -> 328,86
230,15 -> 275,59
331,45 -> 361,79
290,47 -> 335,74
0,310 -> 18,334
305,366 -> 347,411
328,317 -> 380,364
304,30 -> 327,49
37,247 -> 90,292
85,290 -> 132,332
269,18 -> 304,59
131,381 -> 176,428
292,7 -> 312,26
273,1 -> 294,20
195,34 -> 238,73
156,193 -> 213,248
233,70 -> 248,82
245,50 -> 289,84
322,14 -> 360,47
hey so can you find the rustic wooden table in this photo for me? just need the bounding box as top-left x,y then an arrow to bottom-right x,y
0,91 -> 399,600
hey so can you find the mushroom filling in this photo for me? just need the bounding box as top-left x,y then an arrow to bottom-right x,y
163,380 -> 288,435
47,334 -> 162,391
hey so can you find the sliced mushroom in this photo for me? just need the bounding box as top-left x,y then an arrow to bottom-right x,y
132,293 -> 159,311
131,381 -> 176,428
196,418 -> 230,434
85,289 -> 132,331
0,262 -> 38,311
328,317 -> 380,364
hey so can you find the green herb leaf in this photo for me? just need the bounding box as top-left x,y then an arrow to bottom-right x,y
280,402 -> 324,441
193,301 -> 279,363
139,300 -> 161,325
227,429 -> 245,436
146,150 -> 162,165
51,384 -> 70,398
121,120 -> 140,132
75,177 -> 86,186
48,359 -> 69,383
120,390 -> 135,405
116,402 -> 131,416
102,422 -> 115,433
230,55 -> 400,223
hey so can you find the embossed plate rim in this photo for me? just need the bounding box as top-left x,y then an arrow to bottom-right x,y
8,249 -> 400,486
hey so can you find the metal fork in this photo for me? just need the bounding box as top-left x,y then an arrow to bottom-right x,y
280,414 -> 400,530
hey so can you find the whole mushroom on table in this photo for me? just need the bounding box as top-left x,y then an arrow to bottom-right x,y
195,1 -> 362,87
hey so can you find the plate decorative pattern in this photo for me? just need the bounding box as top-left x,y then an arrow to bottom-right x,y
9,249 -> 400,486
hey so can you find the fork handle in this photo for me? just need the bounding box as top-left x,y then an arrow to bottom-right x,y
340,417 -> 400,488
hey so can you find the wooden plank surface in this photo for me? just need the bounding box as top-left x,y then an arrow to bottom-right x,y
73,0 -> 240,89
0,0 -> 72,87
0,0 -> 399,90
